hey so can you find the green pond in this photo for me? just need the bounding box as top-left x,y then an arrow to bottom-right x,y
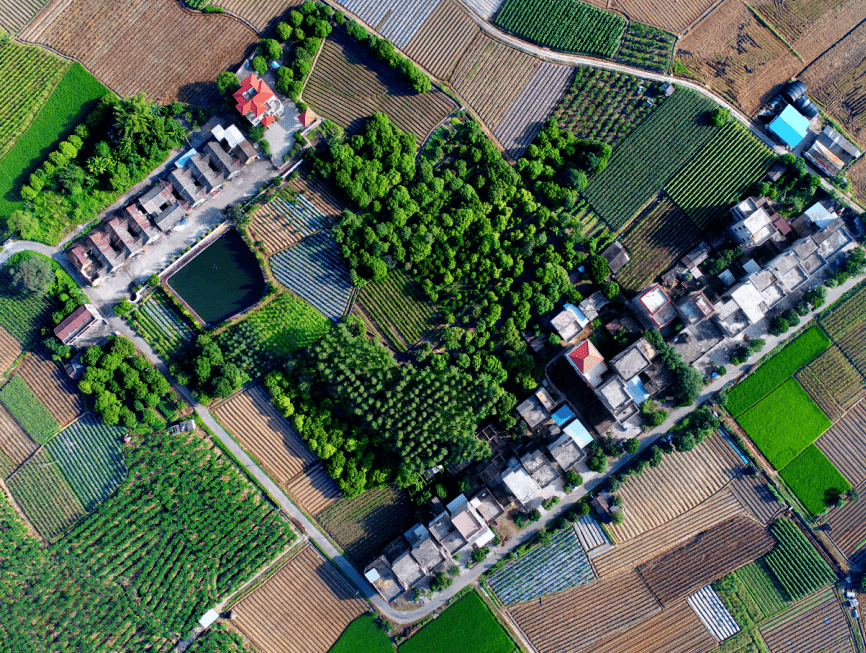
168,228 -> 265,325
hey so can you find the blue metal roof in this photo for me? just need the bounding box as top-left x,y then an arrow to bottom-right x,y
563,419 -> 593,448
625,377 -> 650,405
770,105 -> 809,149
551,404 -> 575,426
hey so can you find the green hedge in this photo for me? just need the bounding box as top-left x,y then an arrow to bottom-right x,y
780,444 -> 852,516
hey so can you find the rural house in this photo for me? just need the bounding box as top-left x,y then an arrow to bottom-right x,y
550,303 -> 589,342
53,304 -> 101,345
632,284 -> 676,328
728,197 -> 783,248
566,339 -> 608,388
212,123 -> 258,164
768,104 -> 810,149
600,241 -> 630,275
805,126 -> 861,177
233,74 -> 283,127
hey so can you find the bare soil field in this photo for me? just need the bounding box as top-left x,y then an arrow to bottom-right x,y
797,346 -> 866,422
404,0 -> 479,81
213,385 -> 318,486
449,33 -> 541,131
0,326 -> 22,376
231,545 -> 368,653
589,601 -> 717,653
817,401 -> 866,487
825,481 -> 866,558
607,432 -> 745,542
637,516 -> 773,606
849,157 -> 866,204
249,202 -> 317,254
304,32 -> 456,138
508,568 -> 662,653
760,588 -> 854,653
610,0 -> 717,34
14,352 -> 83,429
210,0 -> 299,33
285,463 -> 341,517
727,471 -> 785,524
19,0 -> 256,105
0,404 -> 37,470
752,0 -> 850,43
0,0 -> 46,34
769,0 -> 866,62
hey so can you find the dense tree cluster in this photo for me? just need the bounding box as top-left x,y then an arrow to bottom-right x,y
170,334 -> 248,402
646,329 -> 704,406
754,154 -> 820,216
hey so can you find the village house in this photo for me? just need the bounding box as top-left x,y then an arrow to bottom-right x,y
804,125 -> 861,177
53,304 -> 102,345
233,74 -> 283,127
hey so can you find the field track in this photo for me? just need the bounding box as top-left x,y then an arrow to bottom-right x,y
610,0 -> 716,33
19,0 -> 257,105
213,385 -> 317,486
0,0 -> 46,33
285,463 -> 341,517
404,0 -> 479,80
0,404 -> 37,469
759,588 -> 854,653
0,326 -> 22,377
15,352 -> 84,429
232,545 -> 367,653
589,600 -> 716,653
210,0 -> 299,33
817,401 -> 866,487
825,480 -> 866,559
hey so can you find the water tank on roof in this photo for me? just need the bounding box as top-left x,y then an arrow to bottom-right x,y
794,95 -> 820,119
782,80 -> 807,104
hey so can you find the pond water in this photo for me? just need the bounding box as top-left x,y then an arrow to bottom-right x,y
167,228 -> 266,325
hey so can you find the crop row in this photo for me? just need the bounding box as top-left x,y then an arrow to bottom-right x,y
796,345 -> 865,421
272,196 -> 330,238
614,22 -> 675,74
764,517 -> 835,601
780,444 -> 851,517
821,284 -> 866,340
360,269 -> 439,347
735,560 -> 789,619
0,375 -> 59,443
140,292 -> 194,344
0,274 -> 57,346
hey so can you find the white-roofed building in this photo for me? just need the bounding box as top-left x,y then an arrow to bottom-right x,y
501,465 -> 543,510
551,303 -> 590,342
634,284 -> 676,328
729,197 -> 777,248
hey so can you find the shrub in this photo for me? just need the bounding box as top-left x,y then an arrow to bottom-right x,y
528,508 -> 541,523
542,496 -> 560,510
769,316 -> 790,336
610,510 -> 625,525
471,546 -> 490,563
251,56 -> 268,76
588,254 -> 610,283
565,469 -> 582,487
622,437 -> 640,454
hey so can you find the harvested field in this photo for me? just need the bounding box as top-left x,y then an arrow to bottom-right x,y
825,480 -> 866,558
210,0 -> 299,33
508,568 -> 661,653
404,0 -> 479,80
0,404 -> 37,469
285,463 -> 342,517
797,347 -> 866,422
14,352 -> 84,429
752,0 -> 850,43
636,516 -> 774,606
317,485 -> 415,565
0,0 -> 47,33
609,0 -> 717,34
251,195 -> 332,255
0,326 -> 22,376
818,401 -> 866,487
19,0 -> 257,105
213,385 -> 317,486
287,170 -> 348,221
231,545 -> 368,653
304,32 -> 455,138
593,489 -> 747,579
760,588 -> 853,653
449,33 -> 541,131
338,0 -> 441,49
836,324 -> 866,382
607,432 -> 745,542
784,0 -> 866,62
727,471 -> 785,525
589,600 -> 717,653
617,197 -> 702,293
493,63 -> 573,159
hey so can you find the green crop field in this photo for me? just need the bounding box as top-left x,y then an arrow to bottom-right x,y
129,289 -> 197,361
821,282 -> 866,341
0,375 -> 59,443
737,379 -> 832,470
359,268 -> 440,351
330,615 -> 394,653
781,445 -> 852,516
494,0 -> 625,58
0,272 -> 58,347
583,87 -> 718,231
728,326 -> 830,416
614,22 -> 675,74
400,591 -> 514,653
665,121 -> 775,228
735,560 -> 789,619
0,62 -> 108,220
764,517 -> 835,601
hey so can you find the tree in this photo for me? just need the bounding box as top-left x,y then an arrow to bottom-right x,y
565,469 -> 582,488
225,204 -> 248,225
216,71 -> 240,95
8,210 -> 39,240
622,437 -> 640,454
588,254 -> 610,284
251,56 -> 268,76
275,66 -> 294,95
113,299 -> 134,317
471,547 -> 490,563
769,316 -> 790,336
601,281 -> 620,301
276,21 -> 292,41
802,286 -> 827,308
610,510 -> 625,525
114,92 -> 154,139
709,107 -> 731,126
6,255 -> 53,295
259,38 -> 282,61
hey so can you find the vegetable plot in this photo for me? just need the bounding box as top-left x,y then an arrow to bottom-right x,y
780,445 -> 851,516
359,268 -> 440,350
764,517 -> 835,602
0,273 -> 57,347
130,289 -> 196,360
0,375 -> 59,443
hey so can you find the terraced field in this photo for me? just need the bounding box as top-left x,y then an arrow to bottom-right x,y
0,0 -> 48,33
759,588 -> 853,653
358,268 -> 440,350
15,352 -> 84,429
269,231 -> 353,321
251,195 -> 331,255
210,0 -> 298,33
285,463 -> 342,517
304,32 -> 455,137
404,0 -> 479,80
817,401 -> 866,486
590,600 -> 717,653
232,545 -> 368,653
797,347 -> 866,422
0,404 -> 37,469
0,326 -> 22,376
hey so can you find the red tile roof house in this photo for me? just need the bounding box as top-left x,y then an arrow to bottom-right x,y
53,304 -> 100,345
566,339 -> 608,388
233,74 -> 283,127
299,108 -> 317,128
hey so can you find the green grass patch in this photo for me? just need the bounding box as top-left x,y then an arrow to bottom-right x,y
764,517 -> 835,601
399,591 -> 514,653
780,444 -> 852,516
737,378 -> 831,470
728,326 -> 830,415
0,375 -> 59,443
0,62 -> 109,221
330,615 -> 394,653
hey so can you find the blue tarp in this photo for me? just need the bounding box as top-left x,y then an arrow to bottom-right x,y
551,404 -> 575,426
769,105 -> 809,149
625,377 -> 650,405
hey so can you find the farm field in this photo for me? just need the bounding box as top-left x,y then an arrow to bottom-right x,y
285,463 -> 342,516
818,402 -> 866,487
18,0 -> 257,105
606,432 -> 744,542
493,63 -> 574,159
825,480 -> 866,559
583,87 -> 719,231
608,0 -> 716,33
759,588 -> 853,653
822,282 -> 866,379
752,0 -> 852,44
0,40 -> 70,160
487,527 -> 596,605
213,384 -> 317,486
401,591 -> 514,653
727,470 -> 785,525
728,326 -> 830,416
0,404 -> 37,469
232,545 -> 367,653
329,615 -> 393,653
737,379 -> 832,470
6,447 -> 86,540
286,170 -> 348,221
734,559 -> 790,618
209,0 -> 298,33
551,67 -> 662,145
0,326 -> 22,375
635,516 -> 774,607
358,268 -> 440,350
764,517 -> 835,602
45,414 -> 127,512
616,197 -> 702,293
15,351 -> 84,428
614,22 -> 676,74
404,0 -> 479,81
589,600 -> 717,653
269,231 -> 354,320
0,449 -> 14,478
337,0 -> 440,49
317,485 -> 415,566
128,288 -> 197,361
508,567 -> 662,653
780,444 -> 851,516
0,375 -> 59,444
304,32 -> 455,138
0,274 -> 57,348
850,157 -> 866,206
797,347 -> 865,422
252,195 -> 332,255
0,0 -> 47,33
448,33 -> 541,130
665,121 -> 775,228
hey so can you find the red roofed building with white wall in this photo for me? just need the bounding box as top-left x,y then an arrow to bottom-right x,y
566,339 -> 608,388
233,74 -> 283,127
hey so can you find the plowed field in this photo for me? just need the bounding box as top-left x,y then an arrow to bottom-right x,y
589,601 -> 717,653
304,32 -> 455,137
210,0 -> 299,33
760,588 -> 854,653
797,347 -> 866,422
404,0 -> 479,80
251,197 -> 330,254
213,385 -> 317,486
287,171 -> 348,222
19,0 -> 257,105
0,404 -> 37,469
286,463 -> 341,517
826,481 -> 866,558
231,545 -> 368,653
850,158 -> 866,206
449,32 -> 541,130
818,401 -> 866,486
15,352 -> 84,429
0,0 -> 47,33
0,326 -> 22,376
728,471 -> 785,524
609,0 -> 717,33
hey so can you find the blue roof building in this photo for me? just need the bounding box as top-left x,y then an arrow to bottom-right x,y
769,105 -> 810,149
551,404 -> 575,426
